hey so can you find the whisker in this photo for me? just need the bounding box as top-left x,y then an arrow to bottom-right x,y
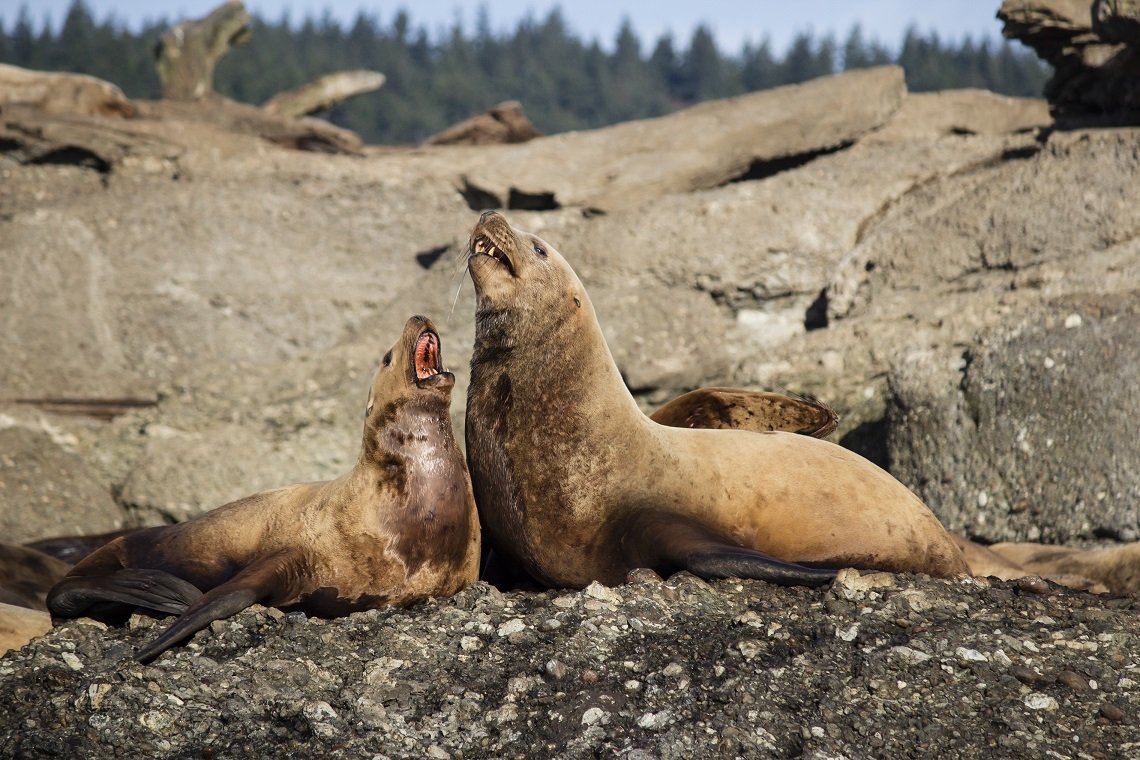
447,260 -> 470,325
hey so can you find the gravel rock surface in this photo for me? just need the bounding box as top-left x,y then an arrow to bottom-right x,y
2,571 -> 1136,759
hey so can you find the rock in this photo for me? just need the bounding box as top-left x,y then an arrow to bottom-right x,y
0,427 -> 124,542
0,602 -> 52,656
887,294 -> 1140,543
458,66 -> 906,211
1,576 -> 1137,757
865,89 -> 1050,141
1000,0 -> 1140,123
117,422 -> 338,523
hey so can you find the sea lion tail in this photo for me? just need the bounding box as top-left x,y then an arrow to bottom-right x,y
48,568 -> 204,618
619,511 -> 836,588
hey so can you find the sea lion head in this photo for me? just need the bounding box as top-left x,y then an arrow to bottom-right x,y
363,316 -> 454,446
467,211 -> 587,328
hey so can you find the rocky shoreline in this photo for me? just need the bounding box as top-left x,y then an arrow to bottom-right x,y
2,570 -> 1136,758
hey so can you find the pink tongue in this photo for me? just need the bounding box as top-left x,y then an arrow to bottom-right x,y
415,334 -> 438,380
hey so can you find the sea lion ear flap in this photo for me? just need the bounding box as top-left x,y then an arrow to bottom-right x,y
617,511 -> 836,588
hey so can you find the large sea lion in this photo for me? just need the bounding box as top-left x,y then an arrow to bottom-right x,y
48,316 -> 480,662
464,211 -> 967,589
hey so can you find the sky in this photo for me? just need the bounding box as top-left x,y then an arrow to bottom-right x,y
2,1 -> 1008,55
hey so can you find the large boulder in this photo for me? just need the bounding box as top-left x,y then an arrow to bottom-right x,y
457,66 -> 907,212
888,294 -> 1140,543
0,425 -> 124,543
1000,0 -> 1140,122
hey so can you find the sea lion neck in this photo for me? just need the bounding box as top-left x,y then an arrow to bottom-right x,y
471,291 -> 636,420
360,393 -> 456,467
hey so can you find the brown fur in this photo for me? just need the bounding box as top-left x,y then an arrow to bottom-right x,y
464,212 -> 967,589
49,316 -> 480,661
0,544 -> 71,610
988,541 -> 1140,594
651,388 -> 838,437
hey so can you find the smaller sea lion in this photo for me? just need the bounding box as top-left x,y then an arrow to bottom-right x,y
0,602 -> 52,657
650,388 -> 838,437
48,316 -> 480,662
0,543 -> 71,610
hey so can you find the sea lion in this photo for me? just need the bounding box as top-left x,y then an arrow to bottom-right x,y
650,388 -> 838,437
25,528 -> 139,566
0,543 -> 71,610
48,316 -> 480,662
985,541 -> 1140,594
464,211 -> 967,589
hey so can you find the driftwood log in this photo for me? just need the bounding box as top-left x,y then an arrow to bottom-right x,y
424,101 -> 542,146
261,70 -> 386,117
155,0 -> 252,100
0,63 -> 135,117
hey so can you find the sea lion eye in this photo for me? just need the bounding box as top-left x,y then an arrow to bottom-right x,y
534,243 -> 547,258
383,351 -> 392,367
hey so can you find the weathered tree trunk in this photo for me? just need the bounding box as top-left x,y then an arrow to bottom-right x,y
155,0 -> 251,100
0,63 -> 136,117
424,101 -> 543,146
261,71 -> 386,118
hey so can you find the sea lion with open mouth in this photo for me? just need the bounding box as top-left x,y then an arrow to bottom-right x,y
48,316 -> 480,662
464,211 -> 967,590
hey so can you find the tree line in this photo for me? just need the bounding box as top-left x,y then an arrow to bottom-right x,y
1,1 -> 1050,145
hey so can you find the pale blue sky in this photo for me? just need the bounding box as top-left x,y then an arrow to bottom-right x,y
2,1 -> 1009,54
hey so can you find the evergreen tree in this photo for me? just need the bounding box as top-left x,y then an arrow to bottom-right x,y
0,6 -> 1052,144
741,38 -> 778,91
11,6 -> 41,69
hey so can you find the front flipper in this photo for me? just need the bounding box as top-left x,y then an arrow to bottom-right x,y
619,511 -> 835,587
48,568 -> 204,618
650,388 -> 838,438
136,551 -> 304,663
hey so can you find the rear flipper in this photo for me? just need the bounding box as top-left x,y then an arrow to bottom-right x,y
619,511 -> 836,587
48,568 -> 204,618
136,551 -> 303,663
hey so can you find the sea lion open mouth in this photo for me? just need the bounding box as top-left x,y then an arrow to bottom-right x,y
471,233 -> 514,275
413,329 -> 451,387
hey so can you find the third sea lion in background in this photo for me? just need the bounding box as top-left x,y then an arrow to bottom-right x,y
649,388 -> 838,437
0,543 -> 70,610
48,316 -> 480,662
464,211 -> 967,590
25,529 -> 139,566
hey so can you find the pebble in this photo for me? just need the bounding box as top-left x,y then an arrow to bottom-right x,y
1056,670 -> 1089,691
581,707 -> 609,726
1023,693 -> 1058,711
1010,665 -> 1046,685
1099,703 -> 1125,723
